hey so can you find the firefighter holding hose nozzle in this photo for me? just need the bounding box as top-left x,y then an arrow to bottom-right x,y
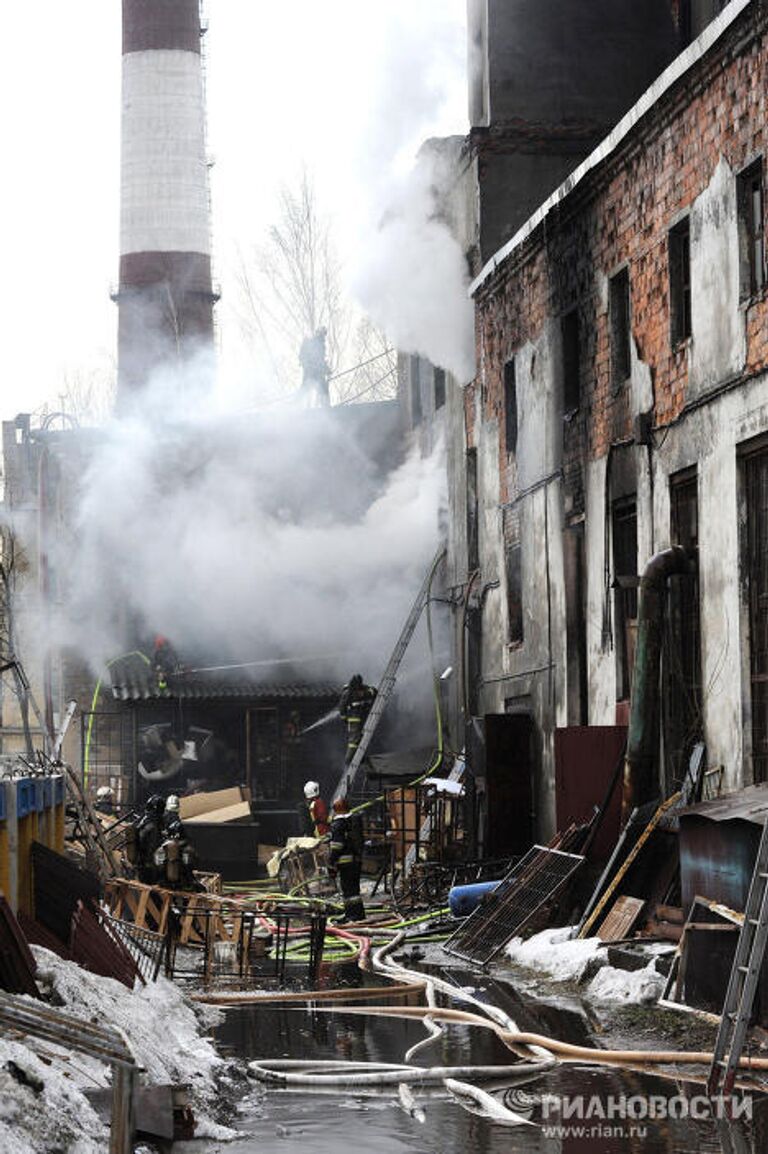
337,674 -> 376,765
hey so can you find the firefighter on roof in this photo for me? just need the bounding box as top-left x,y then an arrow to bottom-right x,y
337,674 -> 377,765
152,634 -> 180,692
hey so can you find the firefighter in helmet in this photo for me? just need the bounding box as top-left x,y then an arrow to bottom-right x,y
152,635 -> 180,692
134,795 -> 166,884
303,780 -> 330,837
337,674 -> 377,765
328,796 -> 365,923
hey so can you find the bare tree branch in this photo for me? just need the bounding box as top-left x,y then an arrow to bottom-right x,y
234,168 -> 396,405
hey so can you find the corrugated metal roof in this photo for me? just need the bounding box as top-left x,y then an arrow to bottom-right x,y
679,783 -> 768,826
110,670 -> 339,703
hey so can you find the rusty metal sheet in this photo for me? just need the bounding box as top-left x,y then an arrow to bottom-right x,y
679,782 -> 768,824
554,725 -> 627,862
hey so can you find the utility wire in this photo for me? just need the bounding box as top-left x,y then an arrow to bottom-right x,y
179,653 -> 348,675
338,366 -> 398,406
328,349 -> 394,381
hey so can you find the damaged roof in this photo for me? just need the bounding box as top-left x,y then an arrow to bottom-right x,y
110,667 -> 340,703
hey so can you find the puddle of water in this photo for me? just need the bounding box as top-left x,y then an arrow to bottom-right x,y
172,968 -> 768,1154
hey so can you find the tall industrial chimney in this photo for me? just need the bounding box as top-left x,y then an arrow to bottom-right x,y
116,0 -> 216,400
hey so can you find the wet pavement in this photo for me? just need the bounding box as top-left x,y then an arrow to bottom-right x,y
172,964 -> 768,1154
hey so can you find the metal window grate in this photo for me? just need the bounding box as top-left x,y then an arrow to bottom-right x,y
444,845 -> 583,965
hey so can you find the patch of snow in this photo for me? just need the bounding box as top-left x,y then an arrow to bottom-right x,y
0,946 -> 238,1152
0,1034 -> 106,1153
32,946 -> 227,1093
505,926 -> 603,983
586,960 -> 665,1005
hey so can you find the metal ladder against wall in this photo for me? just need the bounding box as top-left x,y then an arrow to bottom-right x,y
707,816 -> 768,1098
333,546 -> 446,802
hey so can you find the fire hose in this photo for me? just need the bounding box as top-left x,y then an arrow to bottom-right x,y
247,1057 -> 555,1087
313,1001 -> 768,1074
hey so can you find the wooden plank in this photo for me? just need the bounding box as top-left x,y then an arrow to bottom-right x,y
579,792 -> 681,938
596,895 -> 645,942
655,904 -> 685,924
134,889 -> 150,930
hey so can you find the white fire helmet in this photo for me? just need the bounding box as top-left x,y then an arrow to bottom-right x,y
303,781 -> 320,800
166,794 -> 180,813
96,786 -> 114,801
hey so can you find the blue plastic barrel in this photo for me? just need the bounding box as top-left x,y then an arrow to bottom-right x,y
449,880 -> 501,918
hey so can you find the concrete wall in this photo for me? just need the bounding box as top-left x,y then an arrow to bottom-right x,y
483,0 -> 678,128
466,0 -> 680,264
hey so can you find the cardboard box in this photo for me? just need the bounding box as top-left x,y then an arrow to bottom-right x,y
179,787 -> 246,820
184,800 -> 253,825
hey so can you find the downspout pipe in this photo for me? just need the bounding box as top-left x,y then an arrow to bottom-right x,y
621,544 -> 693,823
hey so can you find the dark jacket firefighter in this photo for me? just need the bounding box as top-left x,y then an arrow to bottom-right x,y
328,797 -> 365,923
337,674 -> 377,765
303,780 -> 330,837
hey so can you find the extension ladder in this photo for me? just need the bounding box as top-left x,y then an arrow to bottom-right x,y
333,546 -> 446,801
707,817 -> 768,1097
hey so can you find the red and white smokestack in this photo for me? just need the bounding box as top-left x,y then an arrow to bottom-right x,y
117,0 -> 216,400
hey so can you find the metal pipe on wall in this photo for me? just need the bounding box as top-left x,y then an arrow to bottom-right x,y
621,544 -> 692,822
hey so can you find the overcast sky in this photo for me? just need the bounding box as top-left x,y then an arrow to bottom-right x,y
0,2 -> 467,424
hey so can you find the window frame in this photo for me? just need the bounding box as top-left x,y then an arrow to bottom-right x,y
562,307 -> 581,415
410,355 -> 422,425
669,216 -> 692,347
505,540 -> 524,646
737,157 -> 765,302
434,366 -> 446,411
504,359 -> 518,455
609,267 -> 631,389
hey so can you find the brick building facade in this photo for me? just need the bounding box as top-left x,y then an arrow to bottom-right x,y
459,0 -> 768,842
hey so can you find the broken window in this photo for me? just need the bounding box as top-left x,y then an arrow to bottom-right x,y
466,448 -> 479,573
669,217 -> 692,346
434,367 -> 446,411
744,442 -> 768,783
737,158 -> 765,300
505,541 -> 523,645
664,468 -> 703,792
410,356 -> 422,425
609,267 -> 631,387
562,308 -> 581,414
612,497 -> 638,701
504,359 -> 518,454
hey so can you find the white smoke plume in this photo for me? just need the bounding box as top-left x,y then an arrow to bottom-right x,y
343,3 -> 475,384
351,148 -> 475,384
41,368 -> 446,691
